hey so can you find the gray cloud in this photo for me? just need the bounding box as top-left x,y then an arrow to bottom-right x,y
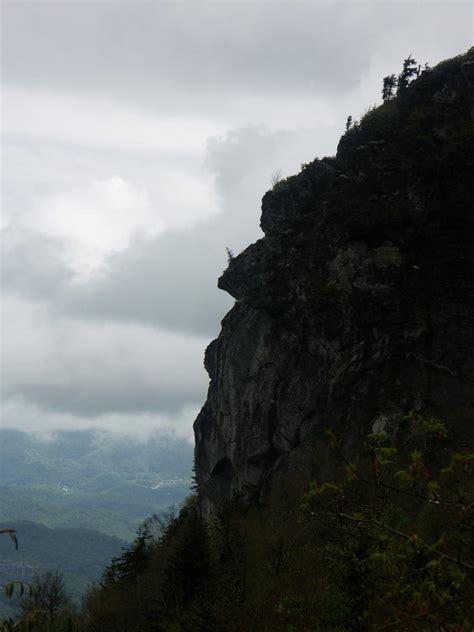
2,3 -> 369,104
1,227 -> 71,299
1,295 -> 208,417
2,126 -> 338,337
1,1 -> 472,434
0,399 -> 199,440
3,3 -> 470,119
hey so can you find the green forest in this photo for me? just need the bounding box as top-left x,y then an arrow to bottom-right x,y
2,414 -> 474,630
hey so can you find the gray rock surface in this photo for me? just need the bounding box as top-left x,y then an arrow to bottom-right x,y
194,48 -> 474,516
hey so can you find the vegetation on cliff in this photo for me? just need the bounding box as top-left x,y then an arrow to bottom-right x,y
196,46 -> 474,517
10,414 -> 472,630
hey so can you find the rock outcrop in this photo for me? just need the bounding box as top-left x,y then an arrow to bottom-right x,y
194,49 -> 474,516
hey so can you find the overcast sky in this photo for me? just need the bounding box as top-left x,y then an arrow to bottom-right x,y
1,1 -> 472,438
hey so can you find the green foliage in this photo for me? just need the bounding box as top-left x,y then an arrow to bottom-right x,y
333,49 -> 474,246
0,521 -> 126,621
1,569 -> 75,632
79,414 -> 474,630
397,55 -> 419,95
300,416 -> 474,629
81,502 -> 215,632
381,74 -> 397,101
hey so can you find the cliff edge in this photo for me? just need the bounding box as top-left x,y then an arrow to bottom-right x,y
194,49 -> 474,516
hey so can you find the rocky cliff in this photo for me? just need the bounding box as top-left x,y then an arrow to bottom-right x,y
194,49 -> 474,516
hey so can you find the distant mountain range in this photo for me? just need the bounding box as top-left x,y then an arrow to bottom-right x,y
0,520 -> 126,618
0,429 -> 194,540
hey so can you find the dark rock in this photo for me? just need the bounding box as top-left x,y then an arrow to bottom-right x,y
194,48 -> 474,516
461,59 -> 474,86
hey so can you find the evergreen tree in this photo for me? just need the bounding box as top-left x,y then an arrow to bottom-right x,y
381,74 -> 397,101
114,527 -> 150,584
397,55 -> 418,94
160,506 -> 214,628
101,557 -> 119,587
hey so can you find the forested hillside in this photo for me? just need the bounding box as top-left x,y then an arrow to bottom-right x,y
0,521 -> 126,620
0,430 -> 193,540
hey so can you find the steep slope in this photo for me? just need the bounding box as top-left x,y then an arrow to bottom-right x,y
194,49 -> 474,515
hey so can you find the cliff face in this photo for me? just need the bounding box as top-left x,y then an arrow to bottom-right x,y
194,49 -> 474,516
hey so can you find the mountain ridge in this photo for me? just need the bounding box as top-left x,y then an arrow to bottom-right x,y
0,520 -> 127,618
63,48 -> 474,631
0,429 -> 193,540
194,47 -> 474,515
